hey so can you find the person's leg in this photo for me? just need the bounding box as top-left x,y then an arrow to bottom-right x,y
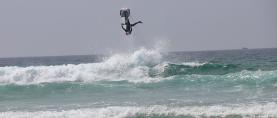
131,21 -> 143,27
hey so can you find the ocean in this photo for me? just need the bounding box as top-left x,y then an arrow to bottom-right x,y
0,48 -> 277,118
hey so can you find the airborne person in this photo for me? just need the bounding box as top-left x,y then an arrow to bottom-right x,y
120,8 -> 143,35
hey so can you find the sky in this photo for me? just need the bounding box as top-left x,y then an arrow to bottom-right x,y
0,0 -> 276,57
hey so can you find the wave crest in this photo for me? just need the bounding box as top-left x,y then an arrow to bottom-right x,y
1,103 -> 277,118
0,48 -> 276,85
0,48 -> 163,85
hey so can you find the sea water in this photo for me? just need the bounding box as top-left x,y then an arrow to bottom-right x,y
0,48 -> 277,118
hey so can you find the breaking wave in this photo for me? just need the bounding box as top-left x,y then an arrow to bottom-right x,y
1,48 -> 277,118
1,103 -> 277,118
0,48 -> 163,85
0,48 -> 276,85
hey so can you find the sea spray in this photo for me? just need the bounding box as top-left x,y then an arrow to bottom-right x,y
0,48 -> 277,118
0,48 -> 276,85
0,48 -> 163,85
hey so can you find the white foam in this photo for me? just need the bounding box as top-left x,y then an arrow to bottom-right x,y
1,103 -> 277,118
0,48 -> 164,85
0,47 -> 276,85
182,62 -> 207,67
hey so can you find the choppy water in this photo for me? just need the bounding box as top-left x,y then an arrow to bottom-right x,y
0,48 -> 277,118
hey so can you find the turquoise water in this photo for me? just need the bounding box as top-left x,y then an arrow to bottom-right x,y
0,48 -> 277,118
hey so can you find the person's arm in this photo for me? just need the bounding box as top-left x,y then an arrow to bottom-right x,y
121,24 -> 127,31
131,21 -> 143,27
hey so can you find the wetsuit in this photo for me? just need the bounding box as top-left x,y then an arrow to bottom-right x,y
121,18 -> 142,35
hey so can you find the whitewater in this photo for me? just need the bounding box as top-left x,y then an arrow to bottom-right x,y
0,48 -> 277,118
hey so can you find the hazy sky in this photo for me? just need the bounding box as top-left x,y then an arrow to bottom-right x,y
0,0 -> 276,57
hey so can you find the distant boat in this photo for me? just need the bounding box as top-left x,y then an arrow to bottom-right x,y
242,47 -> 249,50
